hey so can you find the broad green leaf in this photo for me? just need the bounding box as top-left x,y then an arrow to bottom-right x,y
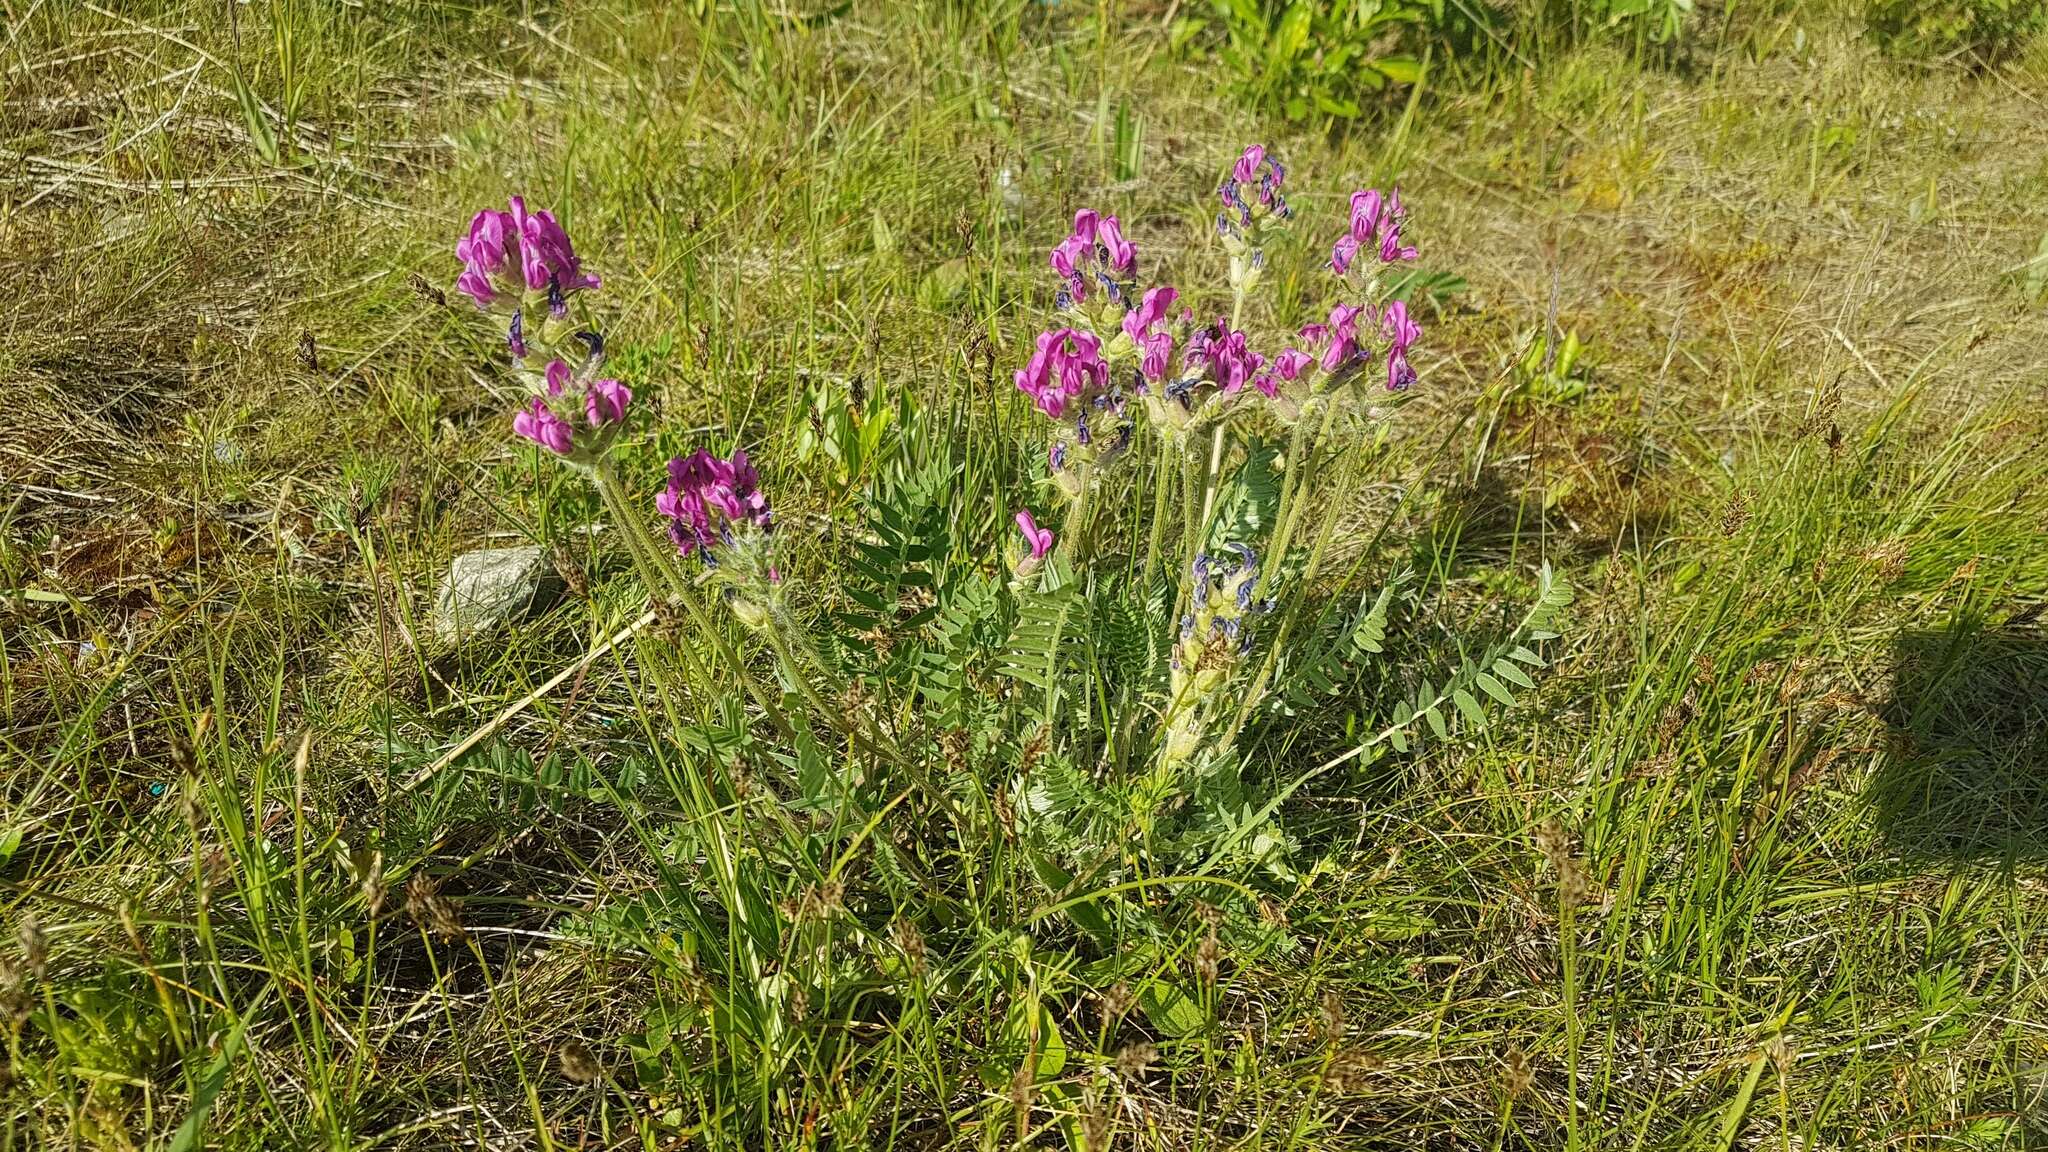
1493,659 -> 1537,690
1374,54 -> 1425,84
1475,672 -> 1517,707
1452,688 -> 1486,728
1140,979 -> 1208,1037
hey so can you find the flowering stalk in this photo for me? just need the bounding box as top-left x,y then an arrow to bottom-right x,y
453,197 -> 796,735
655,449 -> 898,758
1159,545 -> 1274,771
1009,145 -> 1432,779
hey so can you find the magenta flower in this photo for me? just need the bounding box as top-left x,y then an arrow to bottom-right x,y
456,207 -> 523,310
1274,348 -> 1313,381
1096,216 -> 1136,278
1349,190 -> 1384,239
1199,324 -> 1265,395
1383,300 -> 1420,390
1015,328 -> 1108,419
1378,191 -> 1417,263
585,377 -> 631,427
509,196 -> 601,308
512,398 -> 574,456
659,448 -> 772,557
1320,302 -> 1367,372
544,358 -> 572,395
1232,146 -> 1265,186
1121,285 -> 1177,338
1015,510 -> 1055,560
1331,187 -> 1414,277
1121,286 -> 1179,383
1049,208 -> 1136,306
1330,233 -> 1360,276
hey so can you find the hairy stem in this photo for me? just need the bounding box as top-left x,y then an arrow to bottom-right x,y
591,462 -> 790,739
1141,435 -> 1173,587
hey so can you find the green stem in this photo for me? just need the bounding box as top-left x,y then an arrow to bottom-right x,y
1259,394 -> 1343,601
1059,463 -> 1094,565
1563,897 -> 1581,1152
1178,447 -> 1204,568
588,464 -> 714,691
590,462 -> 790,739
1221,443 -> 1364,747
1141,436 -> 1173,587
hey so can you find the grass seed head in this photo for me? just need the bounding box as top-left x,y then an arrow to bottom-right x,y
1100,981 -> 1134,1022
405,873 -> 465,940
1081,1094 -> 1111,1151
1115,1041 -> 1156,1079
0,957 -> 28,1026
406,271 -> 447,308
890,918 -> 927,980
1195,928 -> 1221,985
16,915 -> 46,980
1503,1047 -> 1534,1098
557,1038 -> 601,1084
1718,492 -> 1751,535
1319,989 -> 1346,1043
1533,819 -> 1570,870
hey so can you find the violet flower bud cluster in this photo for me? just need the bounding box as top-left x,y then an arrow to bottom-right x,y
1216,145 -> 1291,297
1162,543 -> 1275,767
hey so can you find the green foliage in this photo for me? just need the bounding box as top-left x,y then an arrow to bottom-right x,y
1866,0 -> 2047,62
1176,0 -> 1440,122
1579,0 -> 1695,43
1507,324 -> 1592,408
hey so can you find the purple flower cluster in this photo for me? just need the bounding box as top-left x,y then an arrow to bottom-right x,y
511,358 -> 633,457
1015,328 -> 1112,420
1330,189 -> 1416,276
1217,145 -> 1291,240
1184,322 -> 1274,400
1049,209 -> 1136,309
1120,286 -> 1181,384
656,448 -> 772,558
1282,298 -> 1421,392
456,196 -> 601,314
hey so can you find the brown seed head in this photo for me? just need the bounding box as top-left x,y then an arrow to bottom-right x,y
1115,1041 -> 1157,1079
890,918 -> 928,981
17,915 -> 46,980
1503,1047 -> 1534,1098
1100,981 -> 1134,1022
1319,989 -> 1346,1044
0,958 -> 28,1026
557,1038 -> 601,1084
1718,492 -> 1751,536
407,271 -> 447,308
405,873 -> 465,940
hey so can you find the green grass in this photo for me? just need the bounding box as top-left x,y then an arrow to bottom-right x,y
5,1 -> 2048,1148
